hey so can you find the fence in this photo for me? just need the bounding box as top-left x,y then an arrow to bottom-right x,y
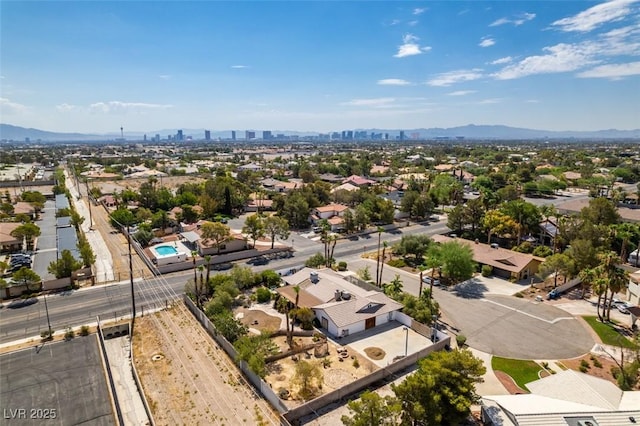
96,317 -> 125,426
184,294 -> 451,425
283,333 -> 450,423
129,321 -> 156,426
183,295 -> 290,414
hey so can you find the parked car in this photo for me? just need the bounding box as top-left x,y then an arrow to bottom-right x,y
616,302 -> 634,314
422,276 -> 441,286
211,263 -> 232,271
547,289 -> 561,300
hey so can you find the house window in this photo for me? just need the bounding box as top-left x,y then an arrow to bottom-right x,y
220,244 -> 226,250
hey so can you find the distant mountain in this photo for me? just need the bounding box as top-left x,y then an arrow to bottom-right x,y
1,123 -> 639,142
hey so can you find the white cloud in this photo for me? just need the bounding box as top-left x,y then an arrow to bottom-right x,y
341,98 -> 396,107
490,12 -> 536,27
492,43 -> 598,80
479,37 -> 495,48
0,98 -> 28,114
552,0 -> 636,33
491,56 -> 513,65
526,99 -> 541,103
478,98 -> 503,104
447,90 -> 477,96
389,19 -> 401,26
408,20 -> 419,27
231,65 -> 249,69
377,79 -> 411,86
413,7 -> 427,15
89,101 -> 173,114
158,74 -> 171,80
577,61 -> 640,79
394,34 -> 432,58
56,103 -> 79,112
427,69 -> 484,86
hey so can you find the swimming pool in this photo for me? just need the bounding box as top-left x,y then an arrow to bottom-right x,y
151,244 -> 186,266
154,245 -> 178,256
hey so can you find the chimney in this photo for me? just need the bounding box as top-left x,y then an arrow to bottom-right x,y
335,290 -> 342,301
310,271 -> 319,283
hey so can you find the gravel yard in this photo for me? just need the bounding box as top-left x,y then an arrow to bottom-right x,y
133,307 -> 280,425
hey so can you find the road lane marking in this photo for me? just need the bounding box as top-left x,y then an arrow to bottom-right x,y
481,299 -> 575,324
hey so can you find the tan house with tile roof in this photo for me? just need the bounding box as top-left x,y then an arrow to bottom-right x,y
0,222 -> 22,252
432,235 -> 544,281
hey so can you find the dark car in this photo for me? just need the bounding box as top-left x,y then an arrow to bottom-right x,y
211,263 -> 233,271
547,289 -> 560,300
248,257 -> 269,266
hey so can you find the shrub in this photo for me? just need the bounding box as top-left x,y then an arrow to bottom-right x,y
580,359 -> 590,370
352,358 -> 360,368
305,253 -> 326,268
40,330 -> 54,341
387,258 -> 406,268
579,365 -> 589,373
80,325 -> 90,336
533,245 -> 553,258
481,265 -> 493,277
255,287 -> 271,304
337,261 -> 347,271
456,334 -> 467,347
515,292 -> 524,298
64,326 -> 75,341
592,358 -> 603,368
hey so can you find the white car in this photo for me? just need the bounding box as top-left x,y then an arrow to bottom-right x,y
422,276 -> 441,286
616,302 -> 634,314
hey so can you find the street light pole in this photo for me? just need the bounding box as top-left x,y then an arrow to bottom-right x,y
403,326 -> 408,357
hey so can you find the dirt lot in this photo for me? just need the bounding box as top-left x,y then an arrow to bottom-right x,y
264,335 -> 378,408
133,307 -> 280,425
95,175 -> 206,194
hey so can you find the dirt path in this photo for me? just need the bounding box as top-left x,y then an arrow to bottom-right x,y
133,307 -> 280,426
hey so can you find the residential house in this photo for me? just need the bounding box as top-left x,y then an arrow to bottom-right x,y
276,268 -> 403,338
183,222 -> 248,256
482,370 -> 640,425
310,203 -> 349,231
237,163 -> 263,172
628,271 -> 640,305
0,222 -> 22,252
342,175 -> 375,187
432,235 -> 544,281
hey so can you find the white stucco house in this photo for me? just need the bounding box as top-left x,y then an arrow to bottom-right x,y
276,268 -> 403,338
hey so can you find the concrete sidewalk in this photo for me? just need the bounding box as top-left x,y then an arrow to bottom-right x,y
65,169 -> 115,282
468,348 -> 510,396
104,336 -> 150,426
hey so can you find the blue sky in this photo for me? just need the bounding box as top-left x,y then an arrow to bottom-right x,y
1,1 -> 639,134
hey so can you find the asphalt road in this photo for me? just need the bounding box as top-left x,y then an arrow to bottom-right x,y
0,221 -> 450,344
0,337 -> 115,425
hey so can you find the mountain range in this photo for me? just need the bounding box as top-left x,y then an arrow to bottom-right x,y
1,123 -> 639,142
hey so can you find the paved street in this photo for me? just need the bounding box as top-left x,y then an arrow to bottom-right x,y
32,200 -> 57,281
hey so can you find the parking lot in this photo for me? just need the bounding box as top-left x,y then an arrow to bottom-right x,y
0,337 -> 115,425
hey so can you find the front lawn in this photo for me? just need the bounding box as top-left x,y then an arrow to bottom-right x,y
491,357 -> 542,391
582,316 -> 638,349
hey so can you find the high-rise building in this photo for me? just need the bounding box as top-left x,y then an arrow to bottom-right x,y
262,130 -> 272,140
245,131 -> 255,140
231,131 -> 236,141
177,130 -> 184,141
399,131 -> 405,141
205,130 -> 211,141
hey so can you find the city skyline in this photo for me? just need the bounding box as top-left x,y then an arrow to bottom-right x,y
1,1 -> 639,134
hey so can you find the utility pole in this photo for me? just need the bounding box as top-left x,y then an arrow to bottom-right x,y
127,225 -> 136,332
43,294 -> 52,339
85,179 -> 93,230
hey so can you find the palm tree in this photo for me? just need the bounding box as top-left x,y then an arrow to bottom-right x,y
204,255 -> 212,290
378,241 -> 388,287
275,296 -> 291,345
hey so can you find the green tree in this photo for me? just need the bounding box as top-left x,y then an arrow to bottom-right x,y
234,333 -> 278,378
10,222 -> 41,250
537,253 -> 574,288
109,207 -> 136,229
200,221 -> 232,254
438,241 -> 476,284
77,235 -> 96,268
392,349 -> 485,426
383,274 -> 403,299
48,250 -> 83,279
395,234 -> 432,264
580,197 -> 620,226
242,214 -> 265,248
482,210 -> 517,244
210,311 -> 248,343
229,265 -> 256,289
12,267 -> 42,292
340,391 -> 401,426
263,215 -> 290,249
291,360 -> 323,400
